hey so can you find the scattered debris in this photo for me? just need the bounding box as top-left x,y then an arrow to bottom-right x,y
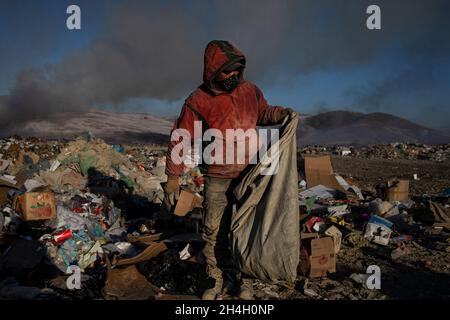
0,136 -> 449,300
363,215 -> 393,246
103,264 -> 158,300
349,273 -> 370,288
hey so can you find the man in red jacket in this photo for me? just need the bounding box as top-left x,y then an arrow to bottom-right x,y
164,40 -> 293,300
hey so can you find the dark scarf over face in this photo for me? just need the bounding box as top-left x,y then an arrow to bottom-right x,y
217,73 -> 240,92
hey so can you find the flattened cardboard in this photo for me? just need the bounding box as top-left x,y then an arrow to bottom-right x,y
304,156 -> 345,192
174,189 -> 203,216
14,189 -> 57,221
386,179 -> 409,202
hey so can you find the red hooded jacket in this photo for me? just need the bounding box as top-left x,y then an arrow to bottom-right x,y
165,40 -> 286,179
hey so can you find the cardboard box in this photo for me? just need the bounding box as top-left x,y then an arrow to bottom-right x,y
299,236 -> 336,278
0,186 -> 10,206
309,237 -> 336,277
14,189 -> 57,221
386,179 -> 409,202
174,189 -> 203,216
304,156 -> 345,192
300,232 -> 319,240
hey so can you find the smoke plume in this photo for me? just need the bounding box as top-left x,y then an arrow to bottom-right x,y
1,0 -> 449,131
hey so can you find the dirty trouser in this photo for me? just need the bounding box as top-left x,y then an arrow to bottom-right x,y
202,176 -> 235,278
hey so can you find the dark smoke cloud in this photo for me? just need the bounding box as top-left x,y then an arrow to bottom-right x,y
312,101 -> 331,114
348,0 -> 450,127
1,0 -> 449,131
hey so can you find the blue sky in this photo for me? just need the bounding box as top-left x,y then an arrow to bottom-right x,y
1,0 -> 449,129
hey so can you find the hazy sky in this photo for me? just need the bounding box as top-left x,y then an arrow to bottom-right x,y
1,0 -> 449,129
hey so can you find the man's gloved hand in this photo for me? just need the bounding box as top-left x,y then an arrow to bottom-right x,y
163,176 -> 180,211
275,108 -> 295,123
276,107 -> 295,123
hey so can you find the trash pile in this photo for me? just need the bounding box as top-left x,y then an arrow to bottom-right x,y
301,143 -> 450,162
296,155 -> 450,299
0,136 -> 206,300
1,137 -> 449,300
33,138 -> 168,203
351,143 -> 450,162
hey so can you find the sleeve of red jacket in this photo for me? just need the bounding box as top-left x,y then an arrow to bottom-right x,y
255,85 -> 286,126
165,102 -> 199,177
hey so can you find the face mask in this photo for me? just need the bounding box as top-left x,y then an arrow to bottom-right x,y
218,74 -> 239,92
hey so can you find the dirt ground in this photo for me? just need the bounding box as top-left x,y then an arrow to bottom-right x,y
330,156 -> 450,196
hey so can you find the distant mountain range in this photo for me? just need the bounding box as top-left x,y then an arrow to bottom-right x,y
1,109 -> 449,146
297,111 -> 450,146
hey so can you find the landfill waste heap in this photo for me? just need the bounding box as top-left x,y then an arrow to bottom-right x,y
0,136 -> 449,300
301,142 -> 450,162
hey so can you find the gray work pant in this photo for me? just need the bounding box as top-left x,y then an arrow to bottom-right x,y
202,176 -> 236,278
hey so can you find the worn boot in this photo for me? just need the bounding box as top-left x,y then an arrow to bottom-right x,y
238,278 -> 254,300
202,269 -> 223,300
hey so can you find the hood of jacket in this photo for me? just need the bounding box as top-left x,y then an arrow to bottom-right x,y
203,40 -> 246,94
